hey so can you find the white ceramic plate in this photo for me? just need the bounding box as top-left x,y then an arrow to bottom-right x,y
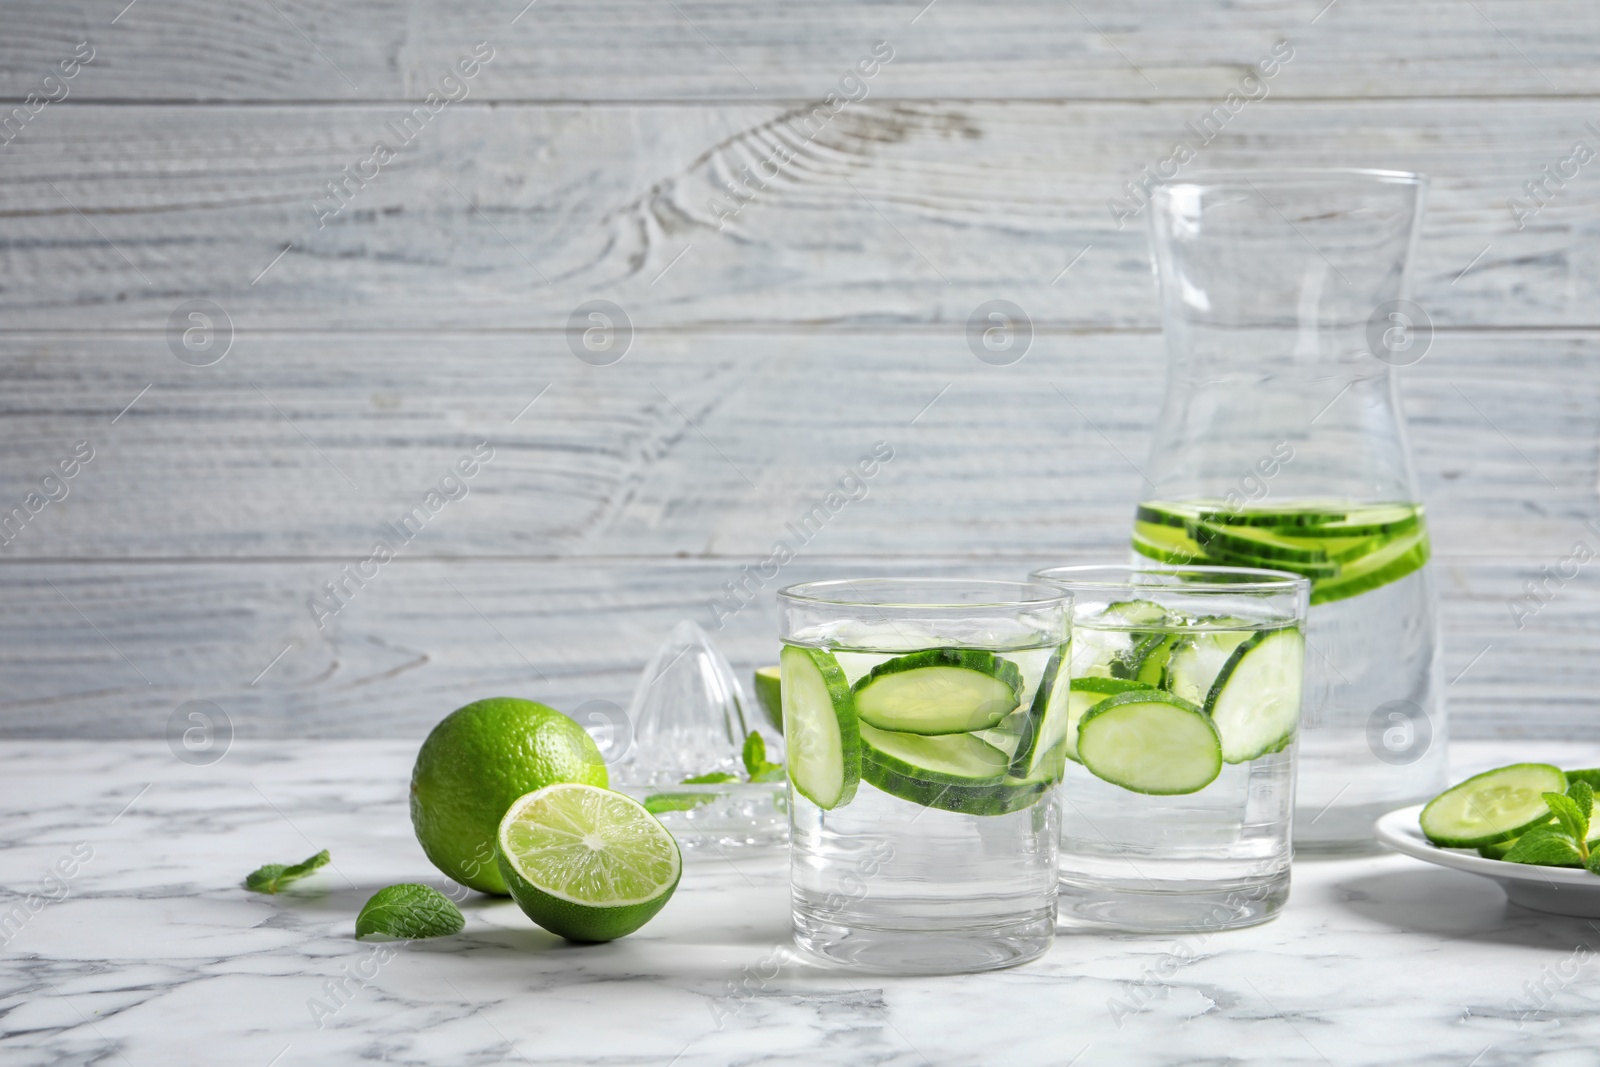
1374,805 -> 1600,917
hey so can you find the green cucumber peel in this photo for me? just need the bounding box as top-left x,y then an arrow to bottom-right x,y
781,645 -> 861,810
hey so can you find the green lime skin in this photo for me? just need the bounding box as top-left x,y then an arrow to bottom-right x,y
498,855 -> 679,942
410,698 -> 608,895
752,665 -> 783,730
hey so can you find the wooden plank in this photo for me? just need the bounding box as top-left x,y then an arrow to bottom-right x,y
0,557 -> 1589,739
3,100 -> 1600,329
0,330 -> 1592,560
1,1 -> 1595,102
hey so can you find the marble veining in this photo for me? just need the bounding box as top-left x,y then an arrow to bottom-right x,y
5,740 -> 1600,1066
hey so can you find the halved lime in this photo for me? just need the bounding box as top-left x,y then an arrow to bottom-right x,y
752,665 -> 783,730
496,784 -> 681,942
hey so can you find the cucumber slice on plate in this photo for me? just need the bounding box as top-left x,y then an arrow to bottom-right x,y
1076,691 -> 1223,795
780,645 -> 861,810
1565,768 -> 1600,790
852,648 -> 1023,735
1203,628 -> 1305,764
1062,677 -> 1154,763
1164,626 -> 1254,707
1419,763 -> 1567,848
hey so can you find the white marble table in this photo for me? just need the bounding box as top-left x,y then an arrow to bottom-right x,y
6,739 -> 1600,1067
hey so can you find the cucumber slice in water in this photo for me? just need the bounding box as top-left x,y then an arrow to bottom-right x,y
852,648 -> 1022,735
1006,646 -> 1070,778
1203,628 -> 1305,764
1062,677 -> 1154,763
859,723 -> 1049,816
858,722 -> 1010,786
1076,692 -> 1223,795
781,645 -> 861,810
1102,600 -> 1171,627
1164,628 -> 1254,707
1419,763 -> 1567,848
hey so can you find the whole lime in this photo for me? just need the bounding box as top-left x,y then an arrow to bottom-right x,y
410,697 -> 608,895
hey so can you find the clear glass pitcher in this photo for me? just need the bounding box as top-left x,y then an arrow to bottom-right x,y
1137,170 -> 1443,853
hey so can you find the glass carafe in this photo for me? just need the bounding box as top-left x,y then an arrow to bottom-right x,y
1139,170 -> 1443,853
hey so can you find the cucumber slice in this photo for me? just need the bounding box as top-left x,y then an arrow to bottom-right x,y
1109,631 -> 1167,681
1075,692 -> 1223,795
1477,838 -> 1519,860
1195,505 -> 1352,528
1567,768 -> 1600,789
780,645 -> 861,810
1063,678 -> 1155,763
1203,628 -> 1305,764
1133,634 -> 1182,686
1006,646 -> 1071,779
1419,763 -> 1567,848
1102,600 -> 1171,626
864,768 -> 1053,817
860,722 -> 1052,816
1192,520 -> 1332,566
858,722 -> 1010,786
851,648 -> 1022,735
1164,628 -> 1254,707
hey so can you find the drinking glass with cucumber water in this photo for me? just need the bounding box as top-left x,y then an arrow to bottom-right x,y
1033,565 -> 1309,933
778,579 -> 1072,974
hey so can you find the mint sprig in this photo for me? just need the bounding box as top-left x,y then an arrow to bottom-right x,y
246,849 -> 330,893
1503,827 -> 1584,867
1501,780 -> 1596,870
743,731 -> 786,783
642,731 -> 788,812
355,884 -> 465,940
643,792 -> 719,814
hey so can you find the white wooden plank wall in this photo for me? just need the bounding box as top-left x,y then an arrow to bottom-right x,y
0,1 -> 1595,738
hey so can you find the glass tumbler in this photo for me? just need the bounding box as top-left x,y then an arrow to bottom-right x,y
778,578 -> 1072,974
1032,565 -> 1308,933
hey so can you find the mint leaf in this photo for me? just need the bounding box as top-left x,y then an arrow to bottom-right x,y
742,730 -> 786,783
246,849 -> 330,893
643,792 -> 717,814
355,884 -> 464,940
742,731 -> 769,776
1586,851 -> 1600,878
1569,779 -> 1594,822
1503,827 -> 1584,868
681,772 -> 738,784
1545,792 -> 1588,845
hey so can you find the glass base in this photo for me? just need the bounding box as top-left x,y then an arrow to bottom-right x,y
792,906 -> 1054,975
1056,872 -> 1289,934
